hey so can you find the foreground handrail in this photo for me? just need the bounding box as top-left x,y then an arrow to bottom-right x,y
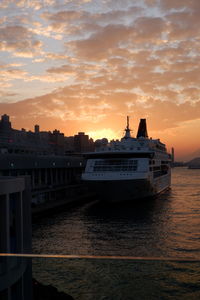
0,253 -> 199,262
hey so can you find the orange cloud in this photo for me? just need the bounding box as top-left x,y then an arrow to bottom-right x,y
0,0 -> 200,159
0,25 -> 43,56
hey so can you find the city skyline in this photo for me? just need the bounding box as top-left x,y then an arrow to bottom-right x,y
0,0 -> 200,160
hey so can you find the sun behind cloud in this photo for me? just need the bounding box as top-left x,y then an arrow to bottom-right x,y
87,128 -> 120,141
0,0 -> 200,159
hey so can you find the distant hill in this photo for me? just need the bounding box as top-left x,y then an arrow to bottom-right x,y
186,157 -> 200,169
180,149 -> 200,162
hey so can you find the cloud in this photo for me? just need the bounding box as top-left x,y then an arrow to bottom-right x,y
67,14 -> 169,61
26,74 -> 72,83
133,16 -> 167,41
42,10 -> 83,22
68,24 -> 133,59
46,64 -> 76,75
40,5 -> 143,40
0,0 -> 200,156
0,0 -> 56,10
45,52 -> 69,60
0,25 -> 43,56
166,11 -> 200,40
0,74 -> 199,157
0,90 -> 18,97
0,68 -> 27,80
1,83 -> 199,129
160,0 -> 200,12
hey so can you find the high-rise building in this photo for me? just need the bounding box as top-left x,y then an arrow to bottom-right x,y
0,114 -> 95,155
74,132 -> 94,153
0,114 -> 12,132
34,124 -> 40,134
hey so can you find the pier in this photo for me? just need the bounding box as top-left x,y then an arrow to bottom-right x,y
0,154 -> 92,217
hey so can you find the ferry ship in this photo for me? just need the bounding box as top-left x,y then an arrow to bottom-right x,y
82,117 -> 171,202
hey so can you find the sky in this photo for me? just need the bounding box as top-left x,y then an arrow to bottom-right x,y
0,0 -> 200,160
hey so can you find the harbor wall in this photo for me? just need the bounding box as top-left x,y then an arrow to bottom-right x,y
0,154 -> 93,218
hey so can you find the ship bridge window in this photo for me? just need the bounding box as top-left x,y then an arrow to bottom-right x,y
93,159 -> 138,172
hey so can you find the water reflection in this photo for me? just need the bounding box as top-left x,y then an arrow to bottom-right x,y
32,256 -> 200,300
30,168 -> 200,299
1,255 -> 200,300
81,190 -> 173,257
32,168 -> 200,259
85,189 -> 171,221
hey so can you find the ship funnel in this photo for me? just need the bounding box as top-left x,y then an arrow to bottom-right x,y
136,119 -> 148,138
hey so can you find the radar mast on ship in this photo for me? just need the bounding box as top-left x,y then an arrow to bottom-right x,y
124,116 -> 131,139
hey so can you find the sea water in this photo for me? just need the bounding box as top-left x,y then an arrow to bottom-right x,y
32,167 -> 200,299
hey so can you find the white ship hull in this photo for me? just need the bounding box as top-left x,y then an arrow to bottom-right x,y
83,173 -> 171,203
82,117 -> 172,203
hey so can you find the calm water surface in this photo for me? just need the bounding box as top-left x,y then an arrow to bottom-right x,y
32,167 -> 200,299
33,167 -> 200,259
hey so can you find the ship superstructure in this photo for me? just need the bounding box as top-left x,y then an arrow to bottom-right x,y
82,117 -> 171,202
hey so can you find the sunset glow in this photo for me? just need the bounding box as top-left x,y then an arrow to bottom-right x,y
87,128 -> 120,141
0,0 -> 200,160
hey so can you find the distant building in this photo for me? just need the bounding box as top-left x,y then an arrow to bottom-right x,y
50,129 -> 65,155
34,124 -> 40,134
74,132 -> 94,153
94,138 -> 108,148
0,115 -> 54,155
0,114 -> 12,132
0,176 -> 32,300
64,136 -> 75,153
0,114 -> 94,155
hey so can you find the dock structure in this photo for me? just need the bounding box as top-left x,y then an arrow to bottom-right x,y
0,176 -> 32,300
0,154 -> 89,214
